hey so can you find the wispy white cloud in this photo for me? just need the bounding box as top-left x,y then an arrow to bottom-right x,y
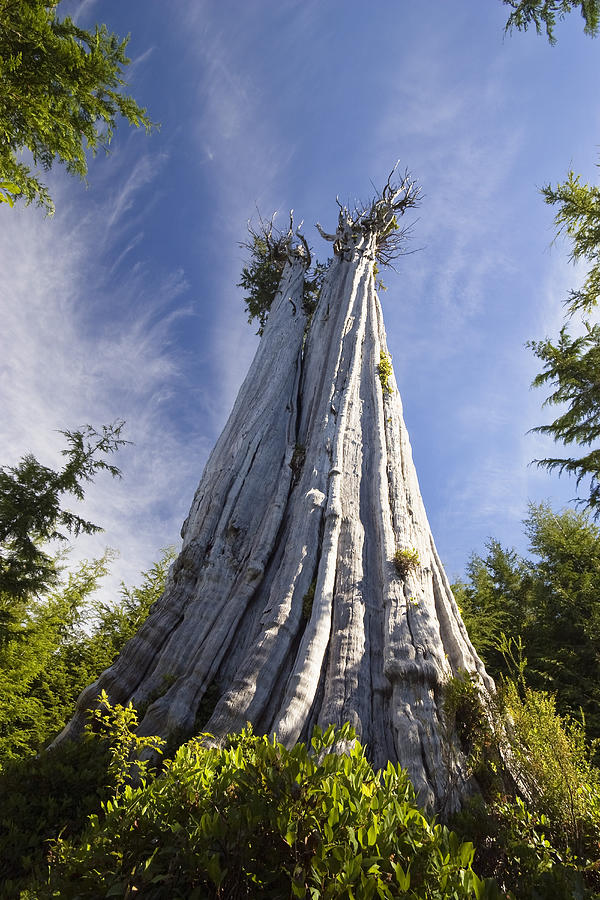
0,158 -> 201,603
104,151 -> 169,232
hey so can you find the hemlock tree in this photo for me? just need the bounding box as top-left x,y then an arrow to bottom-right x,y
529,164 -> 600,511
56,170 -> 494,815
503,0 -> 600,42
0,0 -> 153,213
0,422 -> 127,598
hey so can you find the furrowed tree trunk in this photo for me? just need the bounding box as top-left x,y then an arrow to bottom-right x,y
55,188 -> 493,815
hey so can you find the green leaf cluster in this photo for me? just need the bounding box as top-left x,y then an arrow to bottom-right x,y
503,0 -> 600,44
393,547 -> 420,578
238,234 -> 286,335
503,680 -> 600,858
442,672 -> 496,775
0,730 -> 113,896
530,321 -> 600,508
238,223 -> 327,335
542,168 -> 600,315
455,792 -> 598,899
34,722 -> 497,899
0,0 -> 154,213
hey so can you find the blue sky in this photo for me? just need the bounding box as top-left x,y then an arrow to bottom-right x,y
1,0 -> 599,601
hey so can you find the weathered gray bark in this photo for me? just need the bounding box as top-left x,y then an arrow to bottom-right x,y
55,190 -> 492,814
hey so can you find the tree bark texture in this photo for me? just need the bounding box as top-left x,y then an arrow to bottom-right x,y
55,229 -> 492,814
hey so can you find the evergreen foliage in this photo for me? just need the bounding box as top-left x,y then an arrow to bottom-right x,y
528,163 -> 600,511
0,548 -> 174,769
503,0 -> 600,43
0,553 -> 111,767
238,231 -> 286,335
0,0 -> 154,213
0,422 -> 127,598
541,167 -> 600,316
454,503 -> 600,754
238,219 -> 327,335
530,324 -> 600,509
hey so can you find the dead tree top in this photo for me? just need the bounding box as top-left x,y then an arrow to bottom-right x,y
316,164 -> 421,266
242,210 -> 312,269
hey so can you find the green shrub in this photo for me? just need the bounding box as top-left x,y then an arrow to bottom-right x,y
444,672 -> 493,760
377,351 -> 394,394
0,692 -> 164,898
0,734 -> 111,897
393,547 -> 420,578
450,663 -> 600,898
34,720 -> 499,899
502,680 -> 600,860
454,794 -> 597,900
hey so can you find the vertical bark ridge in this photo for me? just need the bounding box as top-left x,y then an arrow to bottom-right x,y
271,242 -> 374,744
206,245 -> 374,742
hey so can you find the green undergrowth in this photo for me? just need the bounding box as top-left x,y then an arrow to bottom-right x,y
3,670 -> 599,899
27,717 -> 498,900
444,661 -> 600,899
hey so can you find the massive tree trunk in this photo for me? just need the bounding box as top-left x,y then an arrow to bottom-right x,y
55,175 -> 493,814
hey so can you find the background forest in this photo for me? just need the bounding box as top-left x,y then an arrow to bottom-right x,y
2,0 -> 600,898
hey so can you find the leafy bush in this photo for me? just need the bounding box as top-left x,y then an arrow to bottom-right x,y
454,794 -> 597,900
33,720 -> 499,899
0,729 -> 112,896
0,549 -> 173,897
0,692 -> 164,898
